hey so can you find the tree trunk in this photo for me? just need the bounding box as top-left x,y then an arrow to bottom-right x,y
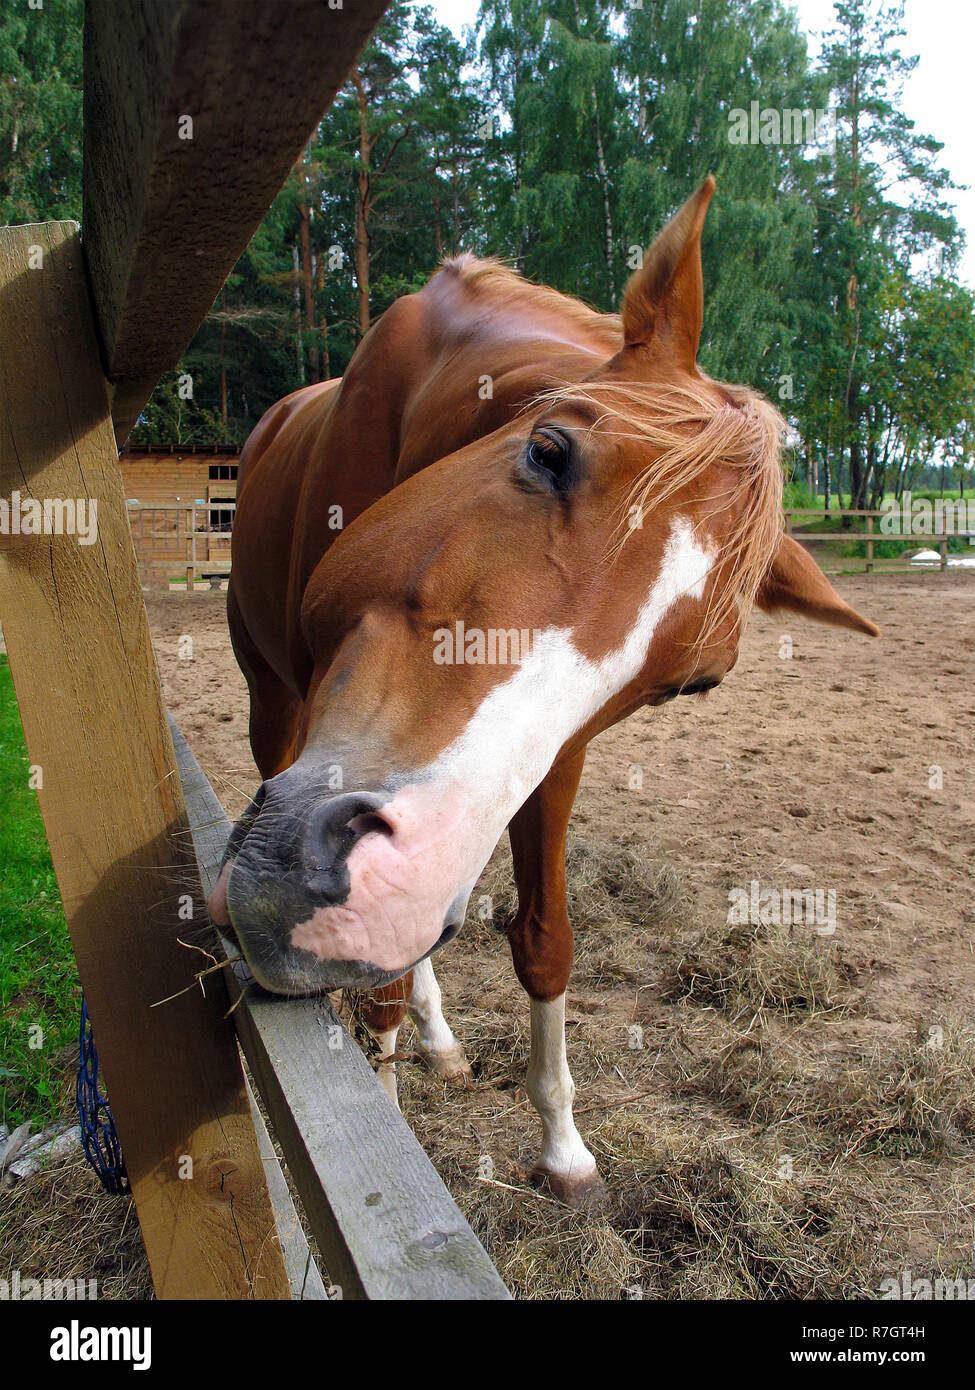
353,69 -> 372,339
219,307 -> 227,430
315,252 -> 331,379
292,242 -> 306,386
847,378 -> 866,511
433,181 -> 443,260
866,435 -> 878,508
824,456 -> 832,514
592,90 -> 615,306
298,200 -> 320,383
845,43 -> 865,514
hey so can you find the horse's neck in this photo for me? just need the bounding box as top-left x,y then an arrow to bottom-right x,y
302,279 -> 613,550
393,291 -> 616,480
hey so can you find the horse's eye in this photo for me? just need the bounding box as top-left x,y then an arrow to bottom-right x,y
525,429 -> 570,489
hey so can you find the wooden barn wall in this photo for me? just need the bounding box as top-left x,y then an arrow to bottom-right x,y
121,454 -> 239,585
119,454 -> 239,506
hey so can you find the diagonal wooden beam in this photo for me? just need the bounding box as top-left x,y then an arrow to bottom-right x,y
170,715 -> 512,1301
0,222 -> 290,1299
83,0 -> 389,444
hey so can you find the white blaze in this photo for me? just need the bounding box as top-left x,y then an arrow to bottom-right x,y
291,518 -> 713,972
424,516 -> 714,808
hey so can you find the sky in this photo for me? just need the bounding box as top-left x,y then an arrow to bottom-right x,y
424,0 -> 975,285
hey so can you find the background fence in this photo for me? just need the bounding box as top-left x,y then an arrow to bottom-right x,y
127,502 -> 235,589
784,507 -> 975,573
126,502 -> 973,591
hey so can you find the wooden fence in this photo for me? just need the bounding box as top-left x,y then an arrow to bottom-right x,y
784,508 -> 974,572
127,501 -> 235,589
170,716 -> 510,1300
0,0 -> 426,1300
128,502 -> 972,592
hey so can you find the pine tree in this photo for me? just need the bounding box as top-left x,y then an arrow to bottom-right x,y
814,0 -> 960,507
0,0 -> 82,223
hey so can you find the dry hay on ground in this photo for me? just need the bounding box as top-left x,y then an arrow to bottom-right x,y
0,1155 -> 152,1300
7,571 -> 973,1300
392,835 -> 973,1300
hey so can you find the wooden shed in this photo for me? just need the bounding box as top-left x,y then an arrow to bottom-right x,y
119,443 -> 242,588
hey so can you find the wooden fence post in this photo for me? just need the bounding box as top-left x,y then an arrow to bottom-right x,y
0,222 -> 290,1299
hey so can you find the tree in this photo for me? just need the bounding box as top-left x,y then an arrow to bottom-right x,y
0,0 -> 82,224
814,0 -> 960,507
318,2 -> 475,339
17,0 -> 963,464
475,0 -> 625,308
619,0 -> 824,396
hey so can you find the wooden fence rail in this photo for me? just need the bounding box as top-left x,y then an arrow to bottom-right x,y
169,715 -> 511,1302
0,220 -> 290,1299
127,501 -> 235,589
126,501 -> 972,586
783,507 -> 974,572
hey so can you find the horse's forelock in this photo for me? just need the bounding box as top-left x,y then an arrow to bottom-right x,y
528,377 -> 785,652
436,255 -> 783,652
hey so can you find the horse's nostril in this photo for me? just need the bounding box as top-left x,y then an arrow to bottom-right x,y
303,791 -> 390,868
347,811 -> 393,840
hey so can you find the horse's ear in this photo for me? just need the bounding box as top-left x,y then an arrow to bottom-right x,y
756,535 -> 881,636
620,174 -> 715,366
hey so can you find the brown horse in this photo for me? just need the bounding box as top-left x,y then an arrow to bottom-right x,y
208,178 -> 878,1202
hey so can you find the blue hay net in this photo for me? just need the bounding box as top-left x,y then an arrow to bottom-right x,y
76,996 -> 129,1195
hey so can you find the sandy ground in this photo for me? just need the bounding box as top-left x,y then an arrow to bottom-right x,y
145,569 -> 975,1295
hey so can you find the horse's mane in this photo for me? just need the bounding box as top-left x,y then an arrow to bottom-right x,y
532,377 -> 786,651
439,254 -> 623,348
441,255 -> 785,649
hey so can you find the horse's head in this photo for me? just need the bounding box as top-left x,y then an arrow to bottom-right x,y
216,177 -> 878,994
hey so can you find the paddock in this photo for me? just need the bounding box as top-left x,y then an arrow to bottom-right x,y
139,567 -> 975,1297
119,444 -> 240,589
0,0 -> 475,1301
4,563 -> 973,1297
2,0 -> 972,1307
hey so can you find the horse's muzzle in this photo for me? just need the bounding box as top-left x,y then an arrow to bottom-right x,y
212,768 -> 459,993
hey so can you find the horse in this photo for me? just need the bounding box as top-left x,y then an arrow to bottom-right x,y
207,177 -> 879,1204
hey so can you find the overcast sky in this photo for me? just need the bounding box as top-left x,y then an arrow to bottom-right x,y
424,0 -> 974,285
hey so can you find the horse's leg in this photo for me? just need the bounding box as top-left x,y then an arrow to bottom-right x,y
353,975 -> 414,1107
507,748 -> 601,1205
407,956 -> 472,1079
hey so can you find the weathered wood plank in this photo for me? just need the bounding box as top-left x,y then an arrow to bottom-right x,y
0,223 -> 290,1300
83,0 -> 390,443
169,714 -> 511,1302
245,1082 -> 330,1301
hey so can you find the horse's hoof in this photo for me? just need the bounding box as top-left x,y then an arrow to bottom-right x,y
423,1044 -> 474,1083
530,1165 -> 609,1210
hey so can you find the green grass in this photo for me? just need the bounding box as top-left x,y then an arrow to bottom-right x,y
0,656 -> 80,1129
